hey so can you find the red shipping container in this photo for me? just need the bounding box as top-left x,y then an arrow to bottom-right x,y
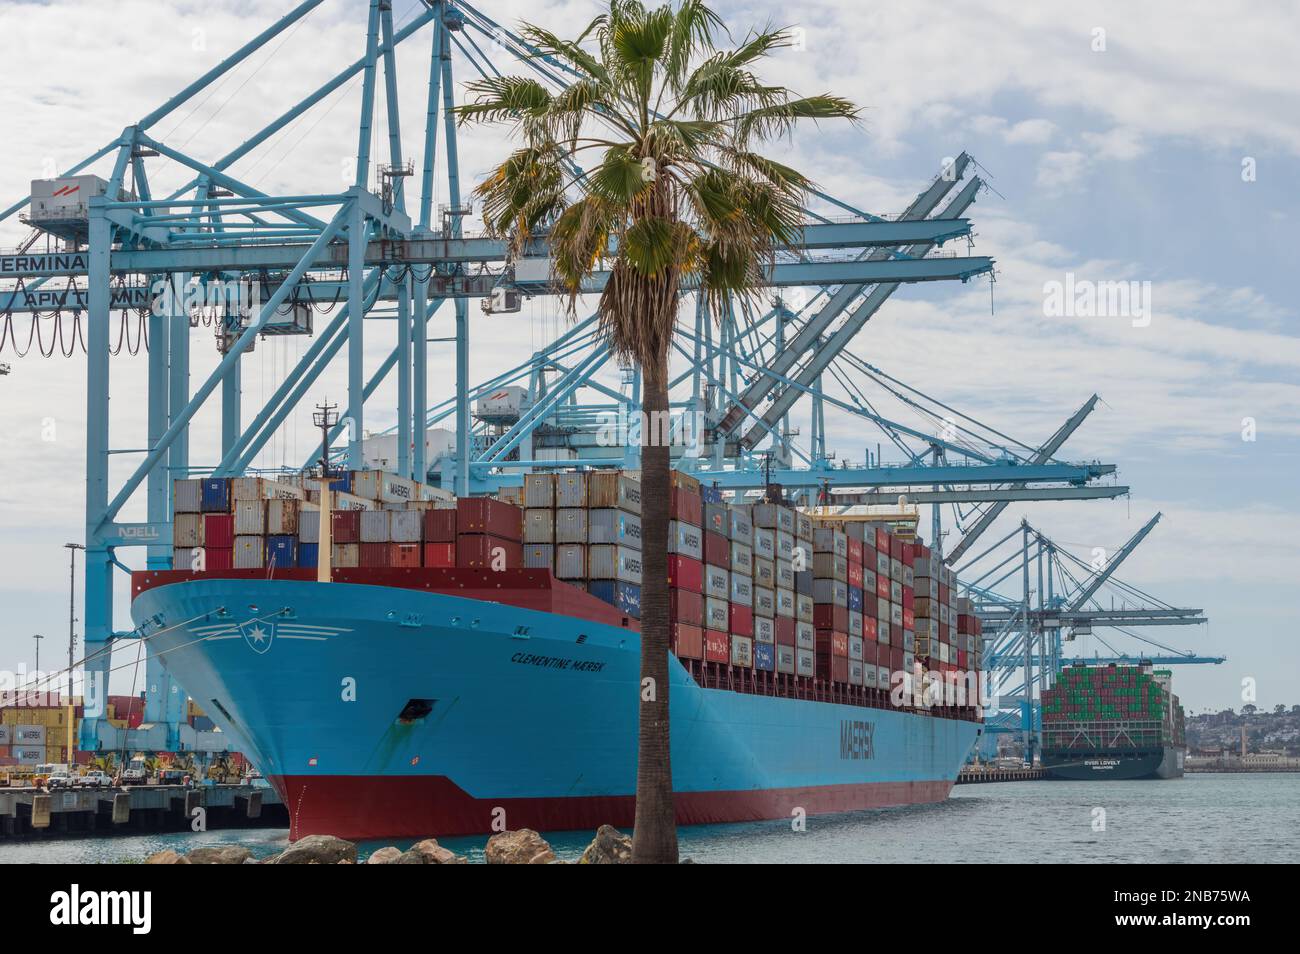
204,547 -> 233,571
423,509 -> 457,543
902,543 -> 915,566
875,527 -> 890,551
423,542 -> 456,567
456,533 -> 522,569
863,616 -> 878,640
890,536 -> 903,559
816,652 -> 850,683
704,629 -> 730,663
846,537 -> 863,565
902,589 -> 914,610
672,623 -> 704,660
862,642 -> 877,667
670,589 -> 704,625
456,497 -> 523,541
670,487 -> 703,526
939,583 -> 950,603
813,603 -> 849,631
729,603 -> 754,637
958,649 -> 968,669
703,531 -> 729,568
890,647 -> 905,672
847,562 -> 863,589
360,542 -> 390,567
815,629 -> 849,657
876,575 -> 890,598
668,555 -> 703,593
332,510 -> 361,543
203,513 -> 234,549
903,608 -> 915,630
774,616 -> 796,646
390,543 -> 421,568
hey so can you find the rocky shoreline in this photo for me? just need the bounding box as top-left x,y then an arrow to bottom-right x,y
143,825 -> 634,865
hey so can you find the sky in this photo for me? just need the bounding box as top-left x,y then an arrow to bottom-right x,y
0,0 -> 1297,714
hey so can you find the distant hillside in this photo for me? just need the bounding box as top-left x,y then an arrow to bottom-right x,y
1186,705 -> 1300,756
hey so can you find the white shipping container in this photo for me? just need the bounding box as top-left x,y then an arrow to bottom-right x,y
233,536 -> 264,568
727,507 -> 753,545
350,471 -> 384,500
704,597 -> 729,631
876,551 -> 890,576
849,611 -> 863,638
390,510 -> 424,543
796,593 -> 814,624
524,509 -> 554,544
730,636 -> 753,668
554,544 -> 586,579
554,508 -> 589,544
776,587 -> 795,618
753,527 -> 775,560
796,621 -> 815,650
588,509 -> 642,548
891,603 -> 904,626
730,541 -> 753,576
14,746 -> 43,763
754,558 -> 775,588
332,543 -> 360,568
667,521 -> 702,560
360,510 -> 392,543
174,479 -> 203,513
849,635 -> 864,660
267,498 -> 301,535
299,509 -> 321,544
865,665 -> 878,689
776,529 -> 795,561
813,578 -> 848,607
174,547 -> 200,571
0,725 -> 9,744
776,559 -> 795,590
849,660 -> 864,686
776,644 -> 797,675
703,565 -> 729,600
524,544 -> 553,569
890,579 -> 903,602
555,473 -> 588,508
233,500 -> 265,535
730,574 -> 753,607
14,724 -> 46,745
754,617 -> 775,644
173,513 -> 203,547
903,565 -> 914,588
753,586 -> 775,618
877,665 -> 890,689
751,503 -> 795,533
379,474 -> 420,505
795,511 -> 813,541
232,476 -> 305,501
796,648 -> 815,678
523,473 -> 554,508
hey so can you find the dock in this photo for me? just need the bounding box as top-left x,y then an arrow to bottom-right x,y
956,766 -> 1047,784
0,783 -> 286,839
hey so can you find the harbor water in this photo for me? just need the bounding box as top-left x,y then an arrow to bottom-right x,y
2,773 -> 1295,864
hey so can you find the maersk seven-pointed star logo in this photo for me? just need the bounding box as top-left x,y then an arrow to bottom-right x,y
240,620 -> 275,655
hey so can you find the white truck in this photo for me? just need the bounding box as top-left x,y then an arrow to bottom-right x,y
75,770 -> 113,789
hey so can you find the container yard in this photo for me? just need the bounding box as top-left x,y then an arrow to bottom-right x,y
4,0 -> 1285,889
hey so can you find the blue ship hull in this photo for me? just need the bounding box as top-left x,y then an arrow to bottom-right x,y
131,575 -> 982,839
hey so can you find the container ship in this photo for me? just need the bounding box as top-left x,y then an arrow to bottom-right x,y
128,469 -> 986,840
1040,663 -> 1186,780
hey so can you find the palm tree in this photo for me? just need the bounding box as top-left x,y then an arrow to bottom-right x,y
456,0 -> 857,863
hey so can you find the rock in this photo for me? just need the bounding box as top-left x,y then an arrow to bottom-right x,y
241,856 -> 261,864
395,850 -> 427,864
187,846 -> 252,865
272,834 -> 358,865
144,849 -> 190,865
366,846 -> 404,865
578,825 -> 632,864
410,838 -> 467,865
484,828 -> 556,865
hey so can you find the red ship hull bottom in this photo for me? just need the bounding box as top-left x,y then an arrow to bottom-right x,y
271,773 -> 955,841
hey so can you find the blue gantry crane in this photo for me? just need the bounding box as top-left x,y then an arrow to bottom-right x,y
1,0 -> 1141,755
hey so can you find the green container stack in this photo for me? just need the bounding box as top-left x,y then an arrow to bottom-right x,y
1040,663 -> 1182,751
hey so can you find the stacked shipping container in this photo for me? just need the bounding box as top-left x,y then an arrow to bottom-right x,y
1041,664 -> 1186,750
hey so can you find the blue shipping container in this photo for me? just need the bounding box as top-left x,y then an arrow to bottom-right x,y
297,543 -> 320,568
848,586 -> 863,612
201,477 -> 230,512
328,472 -> 352,494
754,642 -> 776,672
266,535 -> 298,567
700,484 -> 724,505
588,580 -> 641,617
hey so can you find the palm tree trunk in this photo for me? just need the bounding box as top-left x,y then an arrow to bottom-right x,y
630,347 -> 679,864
